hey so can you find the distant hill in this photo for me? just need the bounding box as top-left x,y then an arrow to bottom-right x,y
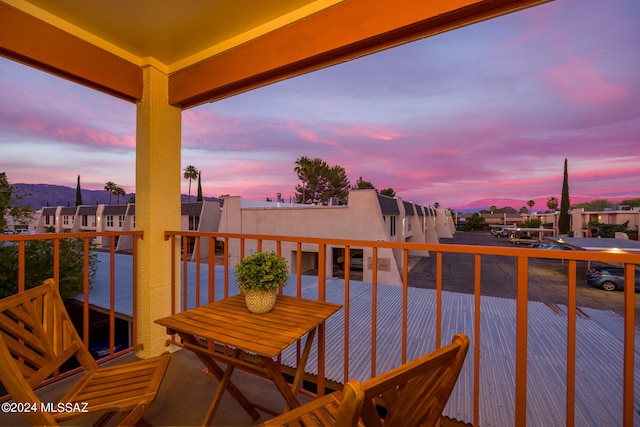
451,196 -> 636,213
10,183 -> 637,212
10,183 -> 218,209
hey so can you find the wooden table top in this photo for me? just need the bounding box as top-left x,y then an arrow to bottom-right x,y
155,294 -> 342,359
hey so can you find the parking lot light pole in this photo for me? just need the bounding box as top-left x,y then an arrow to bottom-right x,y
558,238 -> 565,267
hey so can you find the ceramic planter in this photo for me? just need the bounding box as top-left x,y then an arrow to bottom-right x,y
243,288 -> 277,314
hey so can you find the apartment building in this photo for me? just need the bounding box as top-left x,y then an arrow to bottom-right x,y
218,189 -> 452,286
35,200 -> 222,252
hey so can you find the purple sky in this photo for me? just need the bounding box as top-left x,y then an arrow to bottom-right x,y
1,0 -> 639,208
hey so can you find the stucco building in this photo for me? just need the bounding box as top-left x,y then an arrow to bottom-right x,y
218,189 -> 453,286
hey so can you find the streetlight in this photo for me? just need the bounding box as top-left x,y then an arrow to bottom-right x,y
558,238 -> 565,267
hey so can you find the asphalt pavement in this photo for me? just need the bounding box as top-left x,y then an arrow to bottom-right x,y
408,231 -> 638,323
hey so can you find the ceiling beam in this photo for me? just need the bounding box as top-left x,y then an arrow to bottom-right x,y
170,0 -> 551,109
0,2 -> 142,102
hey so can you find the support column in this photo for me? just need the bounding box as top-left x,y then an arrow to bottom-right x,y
135,65 -> 181,357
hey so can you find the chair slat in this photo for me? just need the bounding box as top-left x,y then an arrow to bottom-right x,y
259,334 -> 469,427
0,279 -> 171,426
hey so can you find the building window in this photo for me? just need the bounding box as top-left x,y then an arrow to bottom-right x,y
63,216 -> 69,226
118,215 -> 125,227
189,215 -> 200,231
45,216 -> 50,225
407,220 -> 412,232
107,215 -> 114,227
390,216 -> 396,236
82,216 -> 88,227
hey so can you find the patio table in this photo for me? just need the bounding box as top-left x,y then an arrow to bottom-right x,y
155,294 -> 342,426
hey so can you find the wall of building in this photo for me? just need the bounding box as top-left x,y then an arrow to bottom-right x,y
218,190 -> 414,286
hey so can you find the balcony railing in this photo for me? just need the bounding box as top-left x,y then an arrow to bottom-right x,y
1,230 -> 638,425
0,230 -> 143,387
166,231 -> 638,427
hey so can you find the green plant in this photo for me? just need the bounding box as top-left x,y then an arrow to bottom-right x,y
234,251 -> 289,292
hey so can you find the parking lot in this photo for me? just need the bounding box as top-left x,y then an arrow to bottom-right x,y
408,231 -> 639,323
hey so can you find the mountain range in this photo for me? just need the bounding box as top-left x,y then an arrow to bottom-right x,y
451,196 -> 636,213
10,183 -> 217,208
9,183 -> 637,212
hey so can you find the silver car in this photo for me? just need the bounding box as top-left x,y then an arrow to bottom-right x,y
585,265 -> 640,292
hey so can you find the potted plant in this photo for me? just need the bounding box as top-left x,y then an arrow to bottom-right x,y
234,251 -> 289,314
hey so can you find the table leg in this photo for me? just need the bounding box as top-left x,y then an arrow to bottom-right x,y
202,348 -> 239,426
291,327 -> 316,397
262,327 -> 319,412
178,334 -> 261,423
262,357 -> 301,410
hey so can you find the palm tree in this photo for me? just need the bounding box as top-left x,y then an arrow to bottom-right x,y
104,181 -> 117,204
547,197 -> 559,211
183,165 -> 198,202
527,199 -> 535,212
294,157 -> 312,204
115,187 -> 126,204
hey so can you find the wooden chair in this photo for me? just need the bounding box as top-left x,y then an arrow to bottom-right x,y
260,333 -> 469,427
260,379 -> 365,426
358,333 -> 469,427
0,278 -> 171,426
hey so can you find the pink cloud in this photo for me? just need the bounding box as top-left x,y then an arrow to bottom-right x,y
545,56 -> 630,104
333,124 -> 404,142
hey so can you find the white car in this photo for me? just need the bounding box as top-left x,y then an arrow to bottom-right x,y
509,234 -> 537,245
349,252 -> 364,269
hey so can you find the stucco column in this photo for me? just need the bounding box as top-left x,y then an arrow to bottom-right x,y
135,65 -> 181,357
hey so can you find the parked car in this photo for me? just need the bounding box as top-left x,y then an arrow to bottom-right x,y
349,252 -> 364,270
509,234 -> 537,245
494,229 -> 509,238
585,265 -> 640,292
543,244 -> 573,251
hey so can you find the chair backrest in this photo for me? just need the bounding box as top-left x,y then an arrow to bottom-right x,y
334,379 -> 365,427
0,280 -> 98,409
359,333 -> 470,427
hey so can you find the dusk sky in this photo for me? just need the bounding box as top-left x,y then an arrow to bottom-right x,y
1,0 -> 639,208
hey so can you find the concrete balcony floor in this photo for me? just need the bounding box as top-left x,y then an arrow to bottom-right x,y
3,349 -> 313,426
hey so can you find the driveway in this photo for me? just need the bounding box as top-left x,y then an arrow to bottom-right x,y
409,231 -> 639,324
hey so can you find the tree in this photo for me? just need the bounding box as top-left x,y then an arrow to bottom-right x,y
0,238 -> 98,299
463,212 -> 485,231
519,206 -> 529,214
114,187 -> 126,204
104,181 -> 117,204
183,165 -> 199,202
75,175 -> 83,206
620,198 -> 640,208
546,197 -> 558,211
293,157 -> 313,203
558,158 -> 571,235
353,176 -> 375,190
527,199 -> 535,212
433,202 -> 440,208
587,220 -> 632,238
197,172 -> 203,202
1,172 -> 32,232
572,199 -> 612,211
293,157 -> 350,204
522,217 -> 542,228
380,188 -> 396,197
